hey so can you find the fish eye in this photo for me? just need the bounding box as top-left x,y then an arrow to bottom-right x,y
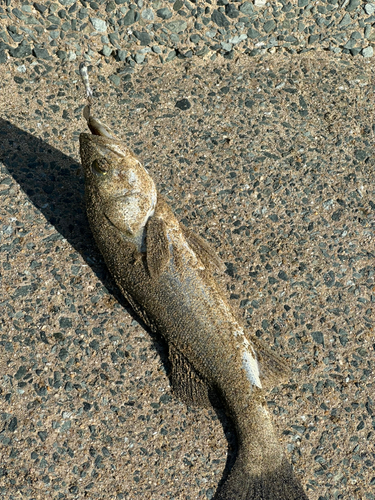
91,159 -> 108,176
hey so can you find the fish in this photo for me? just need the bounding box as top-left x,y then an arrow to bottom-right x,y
78,69 -> 309,500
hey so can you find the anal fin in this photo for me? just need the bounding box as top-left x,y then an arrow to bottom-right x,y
169,344 -> 215,409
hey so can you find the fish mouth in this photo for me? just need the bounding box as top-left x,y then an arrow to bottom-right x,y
79,108 -> 129,162
83,105 -> 115,139
87,117 -> 114,139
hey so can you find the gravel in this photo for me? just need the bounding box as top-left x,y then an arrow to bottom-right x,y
0,0 -> 374,72
0,2 -> 375,500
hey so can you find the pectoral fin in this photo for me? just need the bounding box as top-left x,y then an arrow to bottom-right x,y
249,335 -> 292,389
181,226 -> 225,273
146,216 -> 170,279
168,344 -> 216,409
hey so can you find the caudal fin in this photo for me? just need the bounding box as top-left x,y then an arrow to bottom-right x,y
215,455 -> 309,500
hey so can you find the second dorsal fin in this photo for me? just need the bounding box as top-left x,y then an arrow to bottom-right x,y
181,226 -> 225,274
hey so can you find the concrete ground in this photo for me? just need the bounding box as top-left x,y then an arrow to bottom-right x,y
0,51 -> 374,499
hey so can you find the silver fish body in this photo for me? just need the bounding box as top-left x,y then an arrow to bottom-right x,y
79,116 -> 309,500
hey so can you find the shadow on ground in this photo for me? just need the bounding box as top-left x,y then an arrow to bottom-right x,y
0,117 -> 167,364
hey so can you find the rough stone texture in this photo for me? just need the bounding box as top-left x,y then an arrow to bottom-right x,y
0,0 -> 374,67
0,51 -> 374,500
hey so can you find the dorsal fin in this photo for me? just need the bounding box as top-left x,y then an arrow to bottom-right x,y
249,335 -> 292,389
181,226 -> 225,274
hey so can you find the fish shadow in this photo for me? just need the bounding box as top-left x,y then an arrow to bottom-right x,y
0,117 -> 169,354
0,118 -> 237,495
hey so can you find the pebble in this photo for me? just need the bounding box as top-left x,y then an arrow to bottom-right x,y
211,10 -> 230,28
33,3 -> 47,15
116,49 -> 127,61
151,45 -> 161,54
59,0 -> 76,6
156,8 -> 172,20
365,3 -> 375,15
8,41 -> 32,58
134,30 -> 151,45
141,8 -> 154,21
123,9 -> 137,26
167,20 -> 187,33
101,45 -> 112,57
33,47 -> 52,60
134,52 -> 146,64
221,41 -> 232,52
108,74 -> 121,86
90,17 -> 107,32
346,0 -> 361,12
229,35 -> 247,45
362,45 -> 373,57
175,98 -> 191,110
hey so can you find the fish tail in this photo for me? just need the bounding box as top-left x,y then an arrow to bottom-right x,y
215,453 -> 308,500
214,399 -> 309,500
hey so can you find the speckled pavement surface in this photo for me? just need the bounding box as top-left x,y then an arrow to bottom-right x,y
0,40 -> 375,500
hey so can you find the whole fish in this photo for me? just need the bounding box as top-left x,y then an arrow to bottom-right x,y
79,81 -> 309,500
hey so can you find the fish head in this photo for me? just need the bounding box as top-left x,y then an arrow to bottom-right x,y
79,115 -> 157,248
